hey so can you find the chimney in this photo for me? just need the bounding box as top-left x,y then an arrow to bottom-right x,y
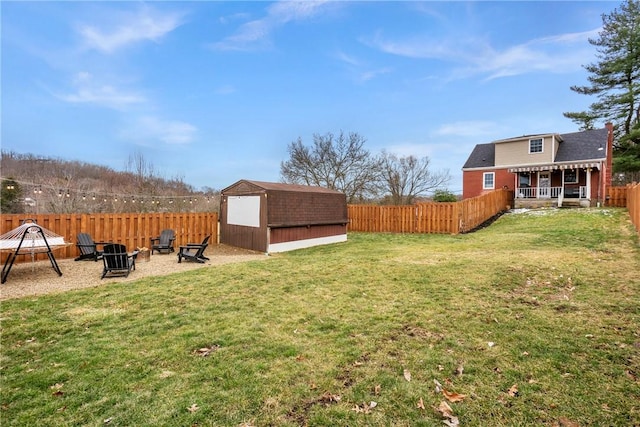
605,122 -> 614,189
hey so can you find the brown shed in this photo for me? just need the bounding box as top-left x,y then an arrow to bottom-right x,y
220,180 -> 348,253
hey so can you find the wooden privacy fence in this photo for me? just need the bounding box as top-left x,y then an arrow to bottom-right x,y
0,212 -> 218,264
626,183 -> 640,234
348,189 -> 513,234
607,186 -> 628,207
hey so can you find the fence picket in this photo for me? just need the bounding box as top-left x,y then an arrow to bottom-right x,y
0,212 -> 218,265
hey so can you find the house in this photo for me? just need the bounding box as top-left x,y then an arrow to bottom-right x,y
219,180 -> 348,253
462,124 -> 614,208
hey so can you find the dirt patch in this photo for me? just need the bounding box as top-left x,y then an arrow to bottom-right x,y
0,244 -> 269,301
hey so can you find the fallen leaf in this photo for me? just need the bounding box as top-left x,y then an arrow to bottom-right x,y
438,364 -> 444,371
352,401 -> 376,414
403,369 -> 411,381
507,384 -> 519,397
319,391 -> 341,404
488,342 -> 495,347
374,384 -> 381,395
417,397 -> 425,410
50,383 -> 64,396
558,416 -> 580,427
193,344 -> 220,357
442,389 -> 467,403
443,417 -> 460,427
435,400 -> 454,418
104,417 -> 113,424
187,404 -> 199,413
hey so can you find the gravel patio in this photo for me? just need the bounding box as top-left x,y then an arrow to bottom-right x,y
0,244 -> 268,301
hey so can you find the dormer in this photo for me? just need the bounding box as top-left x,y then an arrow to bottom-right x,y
494,133 -> 563,167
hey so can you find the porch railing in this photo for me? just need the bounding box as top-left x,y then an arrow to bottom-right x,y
515,186 -> 586,199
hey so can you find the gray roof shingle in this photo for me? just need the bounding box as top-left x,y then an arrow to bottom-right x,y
555,128 -> 608,162
462,143 -> 495,169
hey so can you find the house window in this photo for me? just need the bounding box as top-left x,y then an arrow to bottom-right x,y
529,138 -> 543,153
518,173 -> 531,187
564,170 -> 578,184
483,172 -> 495,189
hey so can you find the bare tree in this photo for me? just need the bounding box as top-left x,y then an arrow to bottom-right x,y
280,131 -> 381,203
377,151 -> 450,205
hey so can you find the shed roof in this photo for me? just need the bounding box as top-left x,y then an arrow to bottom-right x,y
462,127 -> 608,169
222,179 -> 344,195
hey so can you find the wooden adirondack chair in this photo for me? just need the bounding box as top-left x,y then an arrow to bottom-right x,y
177,235 -> 211,263
150,229 -> 176,254
75,233 -> 109,261
101,243 -> 136,279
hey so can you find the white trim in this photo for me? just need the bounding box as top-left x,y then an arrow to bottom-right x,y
267,234 -> 347,253
483,172 -> 495,189
529,137 -> 543,154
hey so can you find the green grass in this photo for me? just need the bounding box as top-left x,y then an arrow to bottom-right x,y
2,208 -> 639,426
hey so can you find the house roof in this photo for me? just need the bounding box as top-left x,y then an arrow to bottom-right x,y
554,128 -> 608,162
462,143 -> 495,169
462,127 -> 609,170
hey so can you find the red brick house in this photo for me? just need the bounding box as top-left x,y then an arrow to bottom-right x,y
462,124 -> 614,208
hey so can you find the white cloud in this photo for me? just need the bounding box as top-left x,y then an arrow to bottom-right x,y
335,50 -> 392,83
367,28 -> 599,81
433,121 -> 499,138
121,116 -> 197,145
77,6 -> 185,53
55,71 -> 145,109
215,84 -> 236,95
211,1 -> 333,51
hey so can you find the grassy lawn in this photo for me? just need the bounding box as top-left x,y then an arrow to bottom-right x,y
1,208 -> 639,426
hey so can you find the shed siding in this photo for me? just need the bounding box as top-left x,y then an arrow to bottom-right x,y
269,224 -> 347,244
219,191 -> 269,252
267,191 -> 347,226
220,180 -> 347,253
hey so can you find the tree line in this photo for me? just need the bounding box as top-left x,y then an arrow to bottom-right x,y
1,145 -> 455,214
0,151 -> 219,214
280,131 -> 452,204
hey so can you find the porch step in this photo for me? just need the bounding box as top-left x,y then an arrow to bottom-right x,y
560,199 -> 582,208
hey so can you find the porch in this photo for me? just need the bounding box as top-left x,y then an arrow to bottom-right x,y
514,186 -> 590,209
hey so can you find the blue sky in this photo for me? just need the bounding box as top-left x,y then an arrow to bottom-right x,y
2,1 -> 615,194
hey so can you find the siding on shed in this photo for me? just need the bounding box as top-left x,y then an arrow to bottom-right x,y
220,180 -> 347,253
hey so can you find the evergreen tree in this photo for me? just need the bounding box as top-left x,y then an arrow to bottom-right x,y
1,178 -> 23,213
563,0 -> 640,180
